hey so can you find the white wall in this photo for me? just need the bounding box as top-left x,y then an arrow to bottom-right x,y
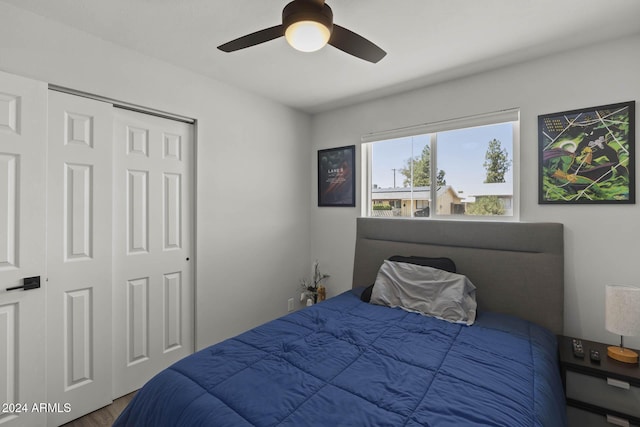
3,1 -> 638,352
0,2 -> 311,349
310,34 -> 640,349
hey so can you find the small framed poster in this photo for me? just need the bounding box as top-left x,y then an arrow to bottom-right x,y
317,145 -> 356,207
538,101 -> 635,204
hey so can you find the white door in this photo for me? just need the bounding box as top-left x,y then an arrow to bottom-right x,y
45,91 -> 114,426
0,72 -> 47,426
112,109 -> 194,398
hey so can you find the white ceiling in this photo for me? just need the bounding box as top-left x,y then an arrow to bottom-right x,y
4,0 -> 640,113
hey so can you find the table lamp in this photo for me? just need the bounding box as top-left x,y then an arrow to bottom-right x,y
605,285 -> 640,364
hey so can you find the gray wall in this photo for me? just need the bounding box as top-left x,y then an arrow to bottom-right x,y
0,2 -> 311,350
310,34 -> 640,349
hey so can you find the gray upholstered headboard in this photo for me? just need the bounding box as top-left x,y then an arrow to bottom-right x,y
352,218 -> 564,334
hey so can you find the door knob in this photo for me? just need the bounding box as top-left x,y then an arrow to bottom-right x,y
6,276 -> 41,291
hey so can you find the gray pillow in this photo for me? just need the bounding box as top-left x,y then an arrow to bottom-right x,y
370,260 -> 477,325
360,256 -> 456,303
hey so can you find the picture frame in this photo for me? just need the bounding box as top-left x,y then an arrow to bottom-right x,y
538,101 -> 635,204
318,145 -> 356,207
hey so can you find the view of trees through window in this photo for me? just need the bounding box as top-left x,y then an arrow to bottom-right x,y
368,121 -> 515,218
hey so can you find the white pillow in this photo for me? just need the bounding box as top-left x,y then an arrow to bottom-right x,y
370,260 -> 477,325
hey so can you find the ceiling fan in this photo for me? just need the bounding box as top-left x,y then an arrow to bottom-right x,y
217,0 -> 386,63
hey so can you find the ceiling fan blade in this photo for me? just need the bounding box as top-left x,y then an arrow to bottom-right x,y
218,25 -> 284,52
329,24 -> 386,63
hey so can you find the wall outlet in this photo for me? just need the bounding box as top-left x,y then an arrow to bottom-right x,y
287,298 -> 294,312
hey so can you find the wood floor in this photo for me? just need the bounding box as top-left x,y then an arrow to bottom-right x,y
61,392 -> 136,427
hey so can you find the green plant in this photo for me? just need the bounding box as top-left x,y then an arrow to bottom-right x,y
372,204 -> 392,210
466,196 -> 505,215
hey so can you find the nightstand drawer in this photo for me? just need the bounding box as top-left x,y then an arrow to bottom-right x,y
567,371 -> 640,417
568,406 -> 639,427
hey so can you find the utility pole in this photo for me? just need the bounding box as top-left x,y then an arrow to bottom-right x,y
391,168 -> 396,188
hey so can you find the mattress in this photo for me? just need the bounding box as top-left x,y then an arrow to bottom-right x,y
114,289 -> 567,426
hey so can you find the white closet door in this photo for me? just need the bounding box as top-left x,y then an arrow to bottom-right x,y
45,91 -> 114,426
112,109 -> 194,398
0,71 -> 47,426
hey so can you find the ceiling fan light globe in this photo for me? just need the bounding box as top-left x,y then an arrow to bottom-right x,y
285,20 -> 330,52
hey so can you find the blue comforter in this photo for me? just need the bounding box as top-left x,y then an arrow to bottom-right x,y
114,289 -> 566,426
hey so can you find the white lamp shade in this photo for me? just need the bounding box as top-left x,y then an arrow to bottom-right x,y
605,285 -> 640,337
285,20 -> 331,52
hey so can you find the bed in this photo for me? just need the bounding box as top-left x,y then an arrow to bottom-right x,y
114,218 -> 567,426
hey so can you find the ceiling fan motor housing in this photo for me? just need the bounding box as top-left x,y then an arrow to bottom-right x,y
282,0 -> 334,34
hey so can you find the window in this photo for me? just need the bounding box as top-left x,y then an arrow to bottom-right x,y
362,110 -> 519,220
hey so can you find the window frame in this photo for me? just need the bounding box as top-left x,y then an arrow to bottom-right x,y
361,110 -> 520,221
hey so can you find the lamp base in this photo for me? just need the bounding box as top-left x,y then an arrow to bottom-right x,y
607,346 -> 639,364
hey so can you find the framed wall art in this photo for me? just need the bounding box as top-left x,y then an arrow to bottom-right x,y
318,145 -> 356,207
538,101 -> 635,204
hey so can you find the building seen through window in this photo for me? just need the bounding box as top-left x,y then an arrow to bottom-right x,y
365,116 -> 517,219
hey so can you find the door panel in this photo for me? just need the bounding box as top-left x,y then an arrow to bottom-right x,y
113,109 -> 193,398
0,154 -> 17,268
0,70 -> 47,427
46,91 -> 114,426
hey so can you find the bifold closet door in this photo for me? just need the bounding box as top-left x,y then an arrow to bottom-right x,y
0,70 -> 47,427
112,108 -> 194,398
45,91 -> 114,426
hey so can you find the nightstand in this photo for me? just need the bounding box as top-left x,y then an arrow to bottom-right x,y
558,335 -> 640,426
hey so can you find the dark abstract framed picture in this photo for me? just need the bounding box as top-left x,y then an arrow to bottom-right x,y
538,101 -> 635,204
318,145 -> 356,207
